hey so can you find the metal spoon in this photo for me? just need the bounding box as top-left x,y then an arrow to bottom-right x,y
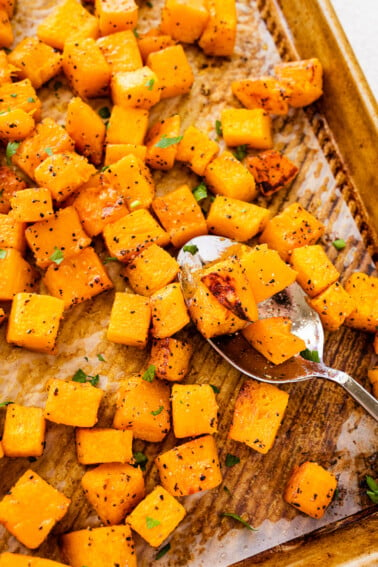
177,235 -> 378,421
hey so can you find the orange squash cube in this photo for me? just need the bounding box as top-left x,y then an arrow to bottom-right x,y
0,0 -> 14,18
232,77 -> 289,115
2,403 -> 46,458
367,367 -> 378,398
127,485 -> 186,548
124,243 -> 179,296
284,461 -> 337,518
0,213 -> 26,251
63,38 -> 111,99
229,379 -> 289,454
0,108 -> 35,141
0,50 -> 14,85
44,378 -> 104,427
221,108 -> 273,149
245,150 -> 299,196
8,37 -> 62,89
176,125 -> 219,176
145,113 -> 181,170
138,33 -> 176,63
0,469 -> 70,549
204,151 -> 257,201
113,373 -> 170,442
290,245 -> 339,297
172,383 -> 218,438
105,143 -> 146,165
0,166 -> 27,214
147,44 -> 194,99
7,293 -> 64,354
344,272 -> 378,332
308,281 -> 355,332
0,8 -> 13,48
207,195 -> 270,241
95,0 -> 138,35
199,0 -> 236,56
149,337 -> 192,381
98,30 -> 143,74
0,249 -> 38,300
150,283 -> 190,338
111,66 -> 160,110
66,97 -> 106,165
274,58 -> 323,108
104,153 -> 155,210
106,105 -> 149,145
76,428 -> 133,465
82,463 -> 144,525
0,553 -> 68,566
156,435 -> 222,496
107,292 -> 151,347
161,0 -> 209,44
10,188 -> 53,222
0,79 -> 41,121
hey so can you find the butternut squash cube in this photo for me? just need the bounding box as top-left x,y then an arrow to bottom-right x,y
124,243 -> 179,296
104,153 -> 155,210
61,525 -> 137,567
111,66 -> 160,110
106,105 -> 149,145
0,213 -> 26,251
149,337 -> 192,381
245,149 -> 299,196
8,37 -> 62,89
284,461 -> 337,518
259,202 -> 325,261
229,379 -> 289,454
25,206 -> 91,269
151,283 -> 190,338
113,373 -> 170,442
152,184 -> 208,248
0,50 -> 14,86
290,245 -> 339,297
145,113 -> 181,170
97,30 -> 143,74
232,77 -> 289,115
82,463 -> 144,525
0,8 -> 12,48
37,0 -> 99,51
107,292 -> 151,347
156,435 -> 222,496
207,195 -> 270,241
221,108 -> 273,149
44,378 -> 104,427
127,485 -> 186,548
0,469 -> 70,549
161,0 -> 209,44
63,38 -> 111,99
0,166 -> 27,214
242,317 -> 306,365
0,248 -> 37,300
95,0 -> 138,35
7,293 -> 64,354
138,34 -> 176,63
103,209 -> 169,262
10,187 -> 53,222
0,553 -> 68,566
66,97 -> 106,165
344,272 -> 378,332
0,108 -> 35,141
147,44 -> 194,99
0,0 -> 14,18
105,143 -> 147,165
204,151 -> 257,201
172,383 -> 218,438
0,79 -> 41,122
274,58 -> 323,108
76,428 -> 133,464
368,366 -> 378,398
198,0 -> 236,56
2,403 -> 46,458
176,125 -> 219,176
308,281 -> 355,332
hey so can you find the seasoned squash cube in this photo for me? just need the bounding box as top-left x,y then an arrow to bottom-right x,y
0,469 -> 70,549
0,108 -> 35,141
368,366 -> 378,398
106,105 -> 149,145
2,403 -> 46,458
97,30 -> 143,74
7,293 -> 64,353
0,552 -> 68,566
111,66 -> 160,110
0,79 -> 41,121
44,378 -> 104,427
229,379 -> 289,454
245,150 -> 299,196
147,44 -> 194,99
37,0 -> 99,51
113,373 -> 170,442
104,153 -> 155,210
66,97 -> 106,165
161,0 -> 209,44
156,435 -> 222,496
0,166 -> 27,215
0,50 -> 14,86
8,37 -> 62,89
0,249 -> 37,300
198,0 -> 236,56
105,143 -> 147,165
205,151 -> 257,202
284,461 -> 337,518
138,33 -> 176,63
0,1 -> 15,18
221,108 -> 273,149
176,125 -> 219,176
63,38 -> 111,99
151,283 -> 190,338
290,245 -> 339,297
95,0 -> 138,35
172,383 -> 218,438
10,188 -> 53,222
0,8 -> 12,48
145,113 -> 181,170
0,213 -> 26,251
127,485 -> 186,548
61,525 -> 137,567
124,243 -> 179,296
82,463 -> 144,525
232,77 -> 289,115
107,292 -> 151,347
274,58 -> 323,108
149,337 -> 192,381
76,428 -> 133,465
308,281 -> 355,332
344,272 -> 378,332
207,195 -> 270,241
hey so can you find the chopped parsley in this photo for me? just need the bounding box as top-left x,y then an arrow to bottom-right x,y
133,28 -> 140,38
155,134 -> 183,149
183,244 -> 198,255
300,349 -> 321,363
221,512 -> 257,531
151,405 -> 164,416
210,384 -> 220,394
44,147 -> 53,156
215,119 -> 223,137
142,365 -> 156,382
10,93 -> 17,98
192,182 -> 208,202
0,401 -> 14,407
0,249 -> 7,259
5,141 -> 19,165
146,516 -> 161,529
98,106 -> 111,119
72,369 -> 100,387
225,453 -> 240,467
101,165 -> 109,172
133,451 -> 148,470
50,246 -> 64,265
233,144 -> 248,161
366,475 -> 378,504
27,97 -> 36,103
223,485 -> 232,496
129,200 -> 141,209
145,78 -> 155,90
155,543 -> 170,560
332,238 -> 346,250
103,256 -> 118,264
97,353 -> 106,362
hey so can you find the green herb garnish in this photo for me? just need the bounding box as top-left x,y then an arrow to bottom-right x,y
183,244 -> 198,255
44,147 -> 53,156
27,97 -> 36,103
0,249 -> 7,259
155,134 -> 183,149
5,141 -> 19,165
155,543 -> 170,560
215,119 -> 223,137
332,238 -> 346,250
300,349 -> 321,363
210,384 -> 220,394
145,78 -> 155,91
222,512 -> 257,531
192,182 -> 208,202
103,256 -> 118,264
133,451 -> 148,470
133,28 -> 140,38
142,364 -> 156,382
101,165 -> 109,172
366,475 -> 378,504
98,106 -> 111,119
50,246 -> 64,265
72,369 -> 99,387
233,144 -> 248,161
97,353 -> 106,362
223,485 -> 232,496
0,401 -> 14,407
129,200 -> 141,209
151,405 -> 164,416
146,516 -> 161,529
10,93 -> 17,98
225,454 -> 240,467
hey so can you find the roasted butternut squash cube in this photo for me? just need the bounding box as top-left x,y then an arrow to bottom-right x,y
0,469 -> 70,549
368,366 -> 378,398
149,337 -> 192,381
8,37 -> 62,89
205,151 -> 257,201
66,97 -> 106,165
113,373 -> 170,442
26,206 -> 91,269
127,485 -> 186,548
145,113 -> 181,170
152,184 -> 208,248
344,272 -> 378,332
13,117 -> 75,180
63,38 -> 111,99
61,525 -> 137,567
207,195 -> 270,241
37,0 -> 99,51
161,0 -> 209,44
107,292 -> 151,347
290,245 -> 339,297
0,166 -> 27,214
104,153 -> 155,210
172,383 -> 218,438
0,213 -> 26,251
7,293 -> 64,353
221,108 -> 273,149
274,58 -> 323,108
76,428 -> 133,464
106,105 -> 149,145
147,44 -> 194,99
82,463 -> 144,525
111,66 -> 160,110
44,378 -> 104,427
138,33 -> 176,63
0,108 -> 35,141
0,249 -> 37,300
176,125 -> 219,176
105,143 -> 147,165
198,0 -> 236,56
10,187 -> 53,222
0,0 -> 14,18
229,379 -> 289,454
0,50 -> 14,85
151,283 -> 190,338
2,403 -> 46,458
259,202 -> 325,261
124,243 -> 179,296
0,553 -> 68,566
95,0 -> 138,35
0,79 -> 41,121
0,8 -> 12,48
232,77 -> 289,115
245,150 -> 299,196
156,435 -> 222,496
308,281 -> 355,332
284,461 -> 337,518
103,209 -> 169,262
97,30 -> 143,74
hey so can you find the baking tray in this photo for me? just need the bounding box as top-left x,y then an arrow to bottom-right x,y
0,0 -> 377,565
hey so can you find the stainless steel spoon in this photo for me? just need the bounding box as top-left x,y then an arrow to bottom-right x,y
177,235 -> 378,421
